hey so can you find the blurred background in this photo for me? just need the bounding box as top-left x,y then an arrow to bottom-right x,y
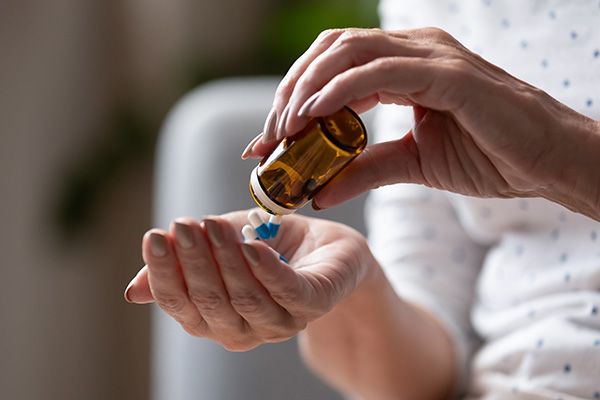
0,1 -> 377,399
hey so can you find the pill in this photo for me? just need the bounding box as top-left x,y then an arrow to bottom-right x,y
241,224 -> 259,242
279,254 -> 289,263
248,210 -> 271,239
268,215 -> 283,239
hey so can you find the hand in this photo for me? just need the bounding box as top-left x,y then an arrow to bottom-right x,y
124,211 -> 373,351
242,28 -> 600,219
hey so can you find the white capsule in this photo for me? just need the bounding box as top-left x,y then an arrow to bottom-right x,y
248,209 -> 270,239
269,215 -> 283,225
248,209 -> 265,227
268,214 -> 283,239
241,224 -> 259,242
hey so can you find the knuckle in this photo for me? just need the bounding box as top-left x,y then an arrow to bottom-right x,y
294,319 -> 308,331
229,291 -> 263,314
189,291 -> 224,313
317,28 -> 344,42
373,57 -> 399,73
181,320 -> 207,337
156,294 -> 187,315
270,289 -> 301,305
297,71 -> 320,93
444,57 -> 473,83
276,77 -> 294,98
181,255 -> 211,272
336,30 -> 368,48
423,27 -> 453,42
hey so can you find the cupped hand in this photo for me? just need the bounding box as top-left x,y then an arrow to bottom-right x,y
242,27 -> 600,214
124,211 -> 373,351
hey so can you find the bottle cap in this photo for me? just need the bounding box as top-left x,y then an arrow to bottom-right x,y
250,167 -> 295,215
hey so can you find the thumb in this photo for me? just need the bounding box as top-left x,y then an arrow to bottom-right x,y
312,130 -> 425,210
124,266 -> 155,304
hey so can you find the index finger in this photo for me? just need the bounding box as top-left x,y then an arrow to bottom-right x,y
260,29 -> 345,144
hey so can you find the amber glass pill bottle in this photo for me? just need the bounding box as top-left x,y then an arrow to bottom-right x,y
249,106 -> 367,215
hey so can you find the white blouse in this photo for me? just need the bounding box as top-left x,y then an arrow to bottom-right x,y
368,1 -> 600,398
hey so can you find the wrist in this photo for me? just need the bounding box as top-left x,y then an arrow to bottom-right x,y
538,113 -> 600,221
338,251 -> 391,313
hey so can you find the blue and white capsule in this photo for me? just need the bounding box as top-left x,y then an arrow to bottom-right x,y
279,254 -> 289,263
241,224 -> 259,242
268,215 -> 283,239
248,210 -> 271,240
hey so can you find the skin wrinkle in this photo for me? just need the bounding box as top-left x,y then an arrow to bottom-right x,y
247,26 -> 599,221
362,146 -> 385,189
447,120 -> 483,195
449,114 -> 506,196
135,24 -> 600,399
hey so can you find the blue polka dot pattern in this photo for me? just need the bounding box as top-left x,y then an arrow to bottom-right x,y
518,199 -> 529,210
558,212 -> 567,222
451,247 -> 467,263
515,245 -> 524,256
375,2 -> 600,397
480,206 -> 492,218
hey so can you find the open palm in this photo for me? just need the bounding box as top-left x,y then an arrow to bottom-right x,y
125,210 -> 372,351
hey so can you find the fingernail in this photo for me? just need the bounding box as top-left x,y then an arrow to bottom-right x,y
124,281 -> 134,303
174,221 -> 194,249
298,91 -> 321,117
276,105 -> 290,141
262,108 -> 277,143
204,219 -> 224,247
311,200 -> 323,211
241,243 -> 260,267
241,132 -> 263,160
149,232 -> 168,257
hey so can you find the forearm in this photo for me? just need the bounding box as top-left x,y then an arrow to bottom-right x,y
298,258 -> 455,400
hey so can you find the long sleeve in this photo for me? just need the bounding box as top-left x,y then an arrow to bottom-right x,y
365,106 -> 486,393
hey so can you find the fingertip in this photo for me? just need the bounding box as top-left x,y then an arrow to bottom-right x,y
241,132 -> 263,160
311,199 -> 324,211
124,266 -> 155,304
